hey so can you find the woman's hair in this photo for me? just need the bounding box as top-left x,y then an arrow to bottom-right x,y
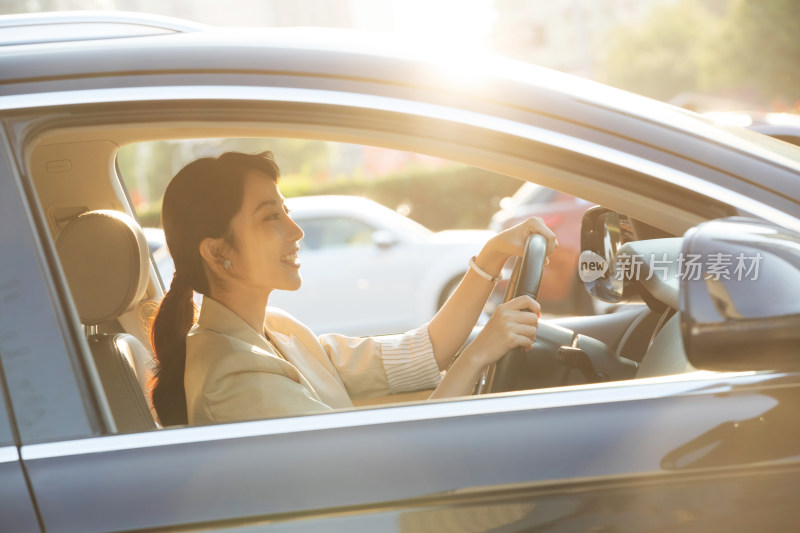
149,151 -> 280,426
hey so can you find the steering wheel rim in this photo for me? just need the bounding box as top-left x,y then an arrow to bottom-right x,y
475,233 -> 548,394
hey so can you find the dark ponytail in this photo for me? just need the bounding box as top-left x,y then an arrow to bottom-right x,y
149,274 -> 195,426
149,151 -> 280,426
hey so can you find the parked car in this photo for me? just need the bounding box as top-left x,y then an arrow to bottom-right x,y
2,11 -> 800,532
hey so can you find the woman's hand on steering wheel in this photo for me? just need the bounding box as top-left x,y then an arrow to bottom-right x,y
463,295 -> 542,368
481,217 -> 558,269
429,216 -> 556,399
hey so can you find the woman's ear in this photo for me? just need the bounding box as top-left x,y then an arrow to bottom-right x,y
199,237 -> 229,275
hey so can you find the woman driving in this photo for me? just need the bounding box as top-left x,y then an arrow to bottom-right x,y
149,151 -> 556,427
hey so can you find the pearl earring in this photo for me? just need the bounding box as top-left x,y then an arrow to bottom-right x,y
223,259 -> 231,270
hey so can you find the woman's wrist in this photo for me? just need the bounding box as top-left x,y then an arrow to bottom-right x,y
474,245 -> 508,279
459,343 -> 493,374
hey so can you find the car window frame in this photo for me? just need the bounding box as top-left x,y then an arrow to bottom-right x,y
7,86 -> 793,232
0,347 -> 17,448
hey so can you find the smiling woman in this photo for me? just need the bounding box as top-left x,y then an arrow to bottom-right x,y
148,150 -> 554,427
149,152 -> 283,425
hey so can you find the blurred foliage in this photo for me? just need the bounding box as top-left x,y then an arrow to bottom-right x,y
600,0 -> 800,108
708,0 -> 800,106
121,139 -> 521,231
136,204 -> 162,228
135,164 -> 520,231
118,138 -> 333,213
280,165 -> 521,231
601,0 -> 720,101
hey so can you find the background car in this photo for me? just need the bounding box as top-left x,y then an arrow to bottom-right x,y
3,11 -> 800,533
271,195 -> 491,336
703,111 -> 800,147
489,183 -> 596,315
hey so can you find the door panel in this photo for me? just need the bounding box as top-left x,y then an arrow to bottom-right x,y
0,370 -> 40,532
21,374 -> 800,532
0,448 -> 41,533
228,466 -> 800,532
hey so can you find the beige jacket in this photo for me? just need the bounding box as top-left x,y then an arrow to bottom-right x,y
184,297 -> 442,425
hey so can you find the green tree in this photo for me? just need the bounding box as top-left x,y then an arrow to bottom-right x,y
599,0 -> 800,108
705,0 -> 800,107
599,0 -> 722,101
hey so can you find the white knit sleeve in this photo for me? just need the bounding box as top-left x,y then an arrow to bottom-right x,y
377,323 -> 442,393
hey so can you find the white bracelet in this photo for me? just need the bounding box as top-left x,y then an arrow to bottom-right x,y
469,256 -> 500,283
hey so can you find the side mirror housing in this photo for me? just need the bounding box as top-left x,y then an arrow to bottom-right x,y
681,217 -> 800,371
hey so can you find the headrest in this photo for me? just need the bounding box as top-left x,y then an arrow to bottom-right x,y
56,210 -> 150,326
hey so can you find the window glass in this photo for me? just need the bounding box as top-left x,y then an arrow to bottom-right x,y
113,138 -> 532,425
114,136 -> 679,428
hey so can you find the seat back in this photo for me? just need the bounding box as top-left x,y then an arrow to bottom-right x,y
57,210 -> 157,432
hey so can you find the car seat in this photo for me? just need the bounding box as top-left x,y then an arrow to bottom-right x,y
56,210 -> 157,433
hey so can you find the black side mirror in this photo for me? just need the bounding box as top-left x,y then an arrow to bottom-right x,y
681,217 -> 800,372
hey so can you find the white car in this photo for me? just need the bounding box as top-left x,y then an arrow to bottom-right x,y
269,195 -> 493,336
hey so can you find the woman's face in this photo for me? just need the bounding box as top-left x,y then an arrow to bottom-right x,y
224,170 -> 304,292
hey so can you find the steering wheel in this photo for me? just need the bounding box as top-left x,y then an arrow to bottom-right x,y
475,233 -> 548,394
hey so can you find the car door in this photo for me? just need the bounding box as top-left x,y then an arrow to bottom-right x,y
15,363 -> 800,531
4,142 -> 799,531
0,139 -> 78,533
3,69 -> 800,531
3,144 -> 800,533
0,368 -> 40,533
6,126 -> 799,532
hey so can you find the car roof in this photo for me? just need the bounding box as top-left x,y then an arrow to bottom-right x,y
2,12 -> 800,227
0,11 -> 205,46
1,17 -> 797,176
